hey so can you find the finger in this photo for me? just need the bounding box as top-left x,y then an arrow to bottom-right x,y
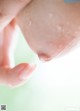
0,63 -> 36,87
2,19 -> 19,68
4,19 -> 17,50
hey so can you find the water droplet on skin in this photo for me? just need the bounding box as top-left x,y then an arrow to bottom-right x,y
56,25 -> 64,32
57,25 -> 63,32
49,13 -> 53,18
28,20 -> 32,26
28,17 -> 32,26
57,25 -> 62,30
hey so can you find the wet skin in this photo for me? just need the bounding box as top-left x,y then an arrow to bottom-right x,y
16,0 -> 80,61
0,0 -> 80,87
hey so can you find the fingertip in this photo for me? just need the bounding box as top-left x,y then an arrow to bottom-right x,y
7,63 -> 36,87
18,64 -> 36,80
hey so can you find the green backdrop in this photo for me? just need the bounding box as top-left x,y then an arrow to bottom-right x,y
0,32 -> 80,111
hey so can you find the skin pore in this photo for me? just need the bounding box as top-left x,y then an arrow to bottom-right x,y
16,0 -> 80,61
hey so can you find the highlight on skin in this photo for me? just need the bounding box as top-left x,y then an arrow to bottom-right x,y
16,0 -> 80,61
0,0 -> 80,87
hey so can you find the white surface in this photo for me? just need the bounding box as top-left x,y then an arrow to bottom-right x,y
30,46 -> 80,111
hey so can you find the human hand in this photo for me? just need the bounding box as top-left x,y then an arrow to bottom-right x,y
0,19 -> 36,87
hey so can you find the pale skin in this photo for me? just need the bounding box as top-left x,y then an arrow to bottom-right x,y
0,0 -> 80,87
0,0 -> 35,87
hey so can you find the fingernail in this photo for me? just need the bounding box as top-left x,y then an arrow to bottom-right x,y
19,64 -> 36,80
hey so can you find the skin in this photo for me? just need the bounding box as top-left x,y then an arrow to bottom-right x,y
16,0 -> 80,61
0,20 -> 36,87
0,0 -> 31,30
1,0 -> 80,87
0,0 -> 36,87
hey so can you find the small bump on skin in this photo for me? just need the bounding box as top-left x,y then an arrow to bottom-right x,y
49,13 -> 53,18
56,24 -> 64,32
29,21 -> 32,26
57,25 -> 62,31
28,17 -> 32,26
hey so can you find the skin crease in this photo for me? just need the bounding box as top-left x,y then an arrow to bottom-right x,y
16,0 -> 80,61
0,0 -> 31,30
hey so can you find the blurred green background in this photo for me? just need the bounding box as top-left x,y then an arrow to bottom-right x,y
0,32 -> 80,111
